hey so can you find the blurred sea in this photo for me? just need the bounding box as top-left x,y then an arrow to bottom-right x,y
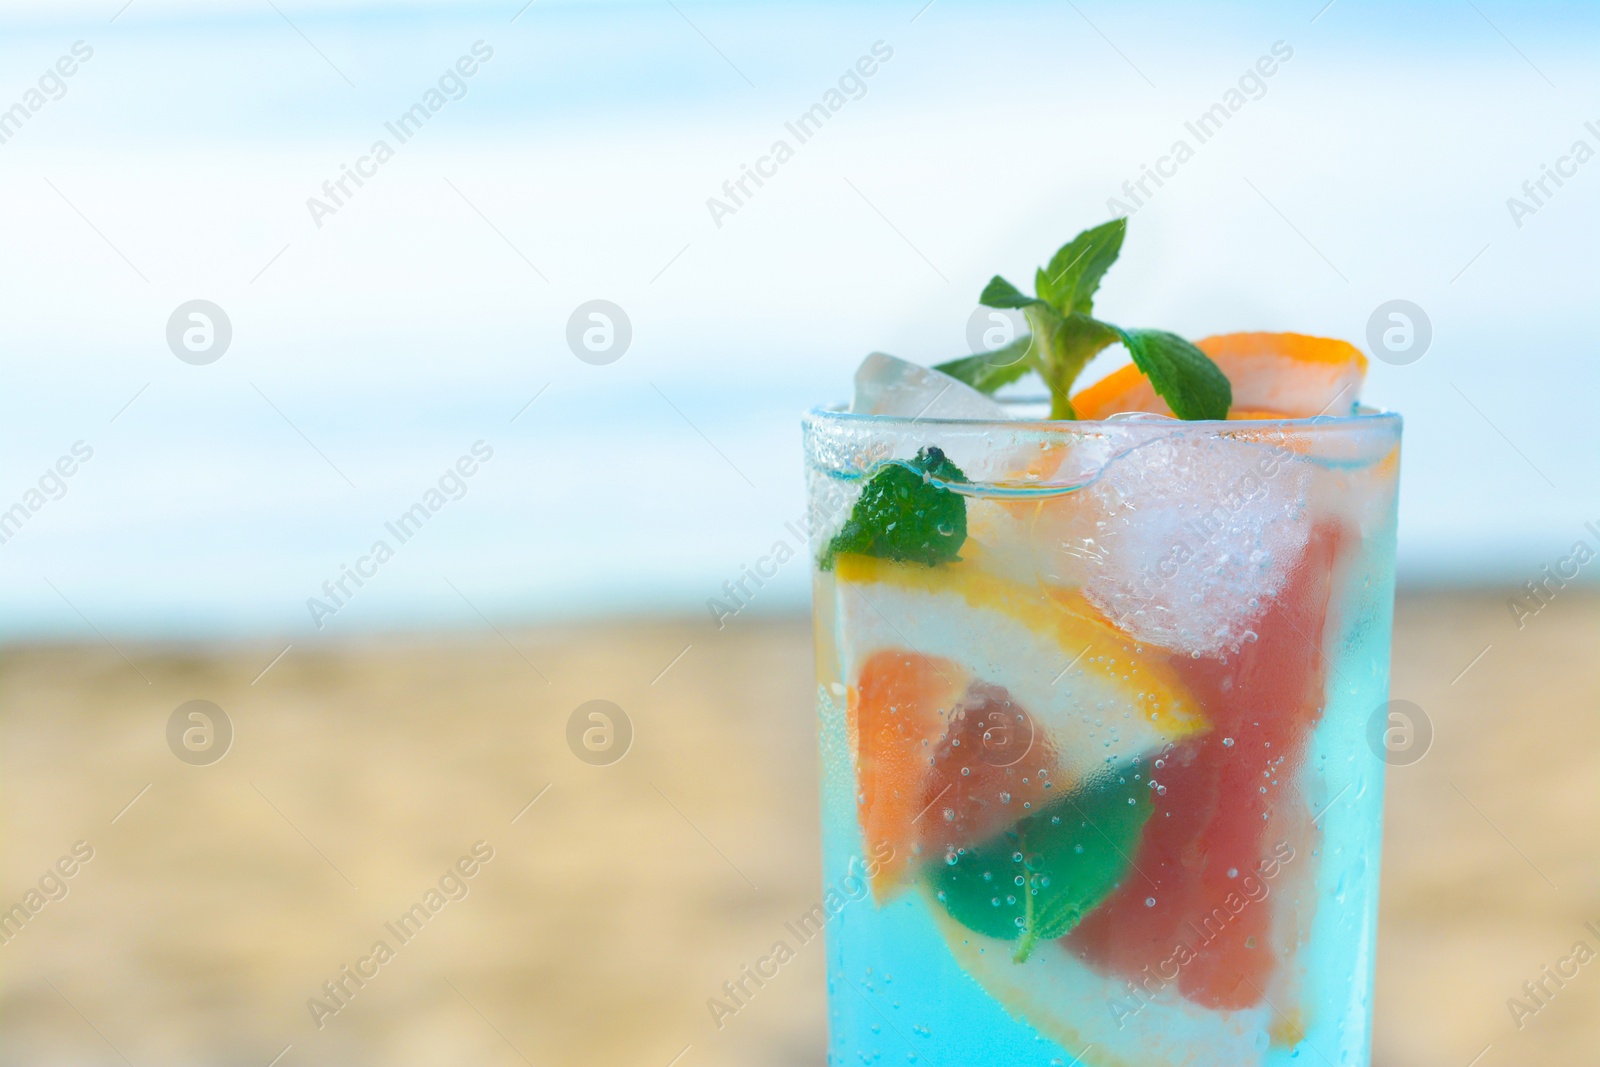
1,0 -> 1596,639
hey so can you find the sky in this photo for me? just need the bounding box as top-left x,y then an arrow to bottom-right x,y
0,0 -> 1596,640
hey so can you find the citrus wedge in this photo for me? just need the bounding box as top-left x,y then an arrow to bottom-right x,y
1066,522 -> 1343,1011
832,550 -> 1206,893
929,898 -> 1272,1067
848,649 -> 969,893
1072,332 -> 1367,420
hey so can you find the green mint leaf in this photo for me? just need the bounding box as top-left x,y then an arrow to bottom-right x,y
933,334 -> 1038,394
1112,327 -> 1233,421
1034,218 -> 1126,316
1025,307 -> 1120,419
979,275 -> 1045,310
929,766 -> 1152,961
821,447 -> 967,570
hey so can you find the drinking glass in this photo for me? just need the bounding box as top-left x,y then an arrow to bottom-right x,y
803,404 -> 1401,1067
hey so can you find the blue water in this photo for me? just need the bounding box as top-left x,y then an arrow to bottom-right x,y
812,480 -> 1400,1065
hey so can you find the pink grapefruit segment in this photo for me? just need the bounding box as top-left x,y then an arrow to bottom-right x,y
848,649 -> 967,895
1065,522 -> 1345,1010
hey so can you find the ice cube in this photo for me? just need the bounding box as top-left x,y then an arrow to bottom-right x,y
852,352 -> 1009,421
1031,431 -> 1313,657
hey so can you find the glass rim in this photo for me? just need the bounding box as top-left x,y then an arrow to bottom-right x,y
805,399 -> 1401,432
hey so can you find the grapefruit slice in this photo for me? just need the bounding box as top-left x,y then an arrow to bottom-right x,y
833,550 -> 1205,893
1065,522 -> 1344,1011
920,681 -> 1061,867
1072,332 -> 1367,420
922,525 -> 1347,1065
848,649 -> 969,894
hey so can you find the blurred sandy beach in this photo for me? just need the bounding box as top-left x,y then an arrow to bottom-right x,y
2,590 -> 1596,1067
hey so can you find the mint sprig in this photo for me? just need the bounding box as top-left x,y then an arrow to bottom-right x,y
935,219 -> 1231,421
821,447 -> 967,570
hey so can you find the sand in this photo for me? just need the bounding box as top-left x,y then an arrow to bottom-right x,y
2,591 -> 1596,1066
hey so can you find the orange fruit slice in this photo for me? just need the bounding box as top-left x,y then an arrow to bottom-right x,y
1072,332 -> 1367,420
848,649 -> 968,894
831,550 -> 1206,896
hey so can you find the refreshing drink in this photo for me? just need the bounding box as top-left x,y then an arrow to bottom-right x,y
802,222 -> 1402,1066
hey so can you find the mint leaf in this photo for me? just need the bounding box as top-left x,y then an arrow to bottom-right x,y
933,334 -> 1038,394
1113,328 -> 1232,420
1034,219 -> 1125,316
821,447 -> 967,569
929,766 -> 1151,961
979,275 -> 1045,310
